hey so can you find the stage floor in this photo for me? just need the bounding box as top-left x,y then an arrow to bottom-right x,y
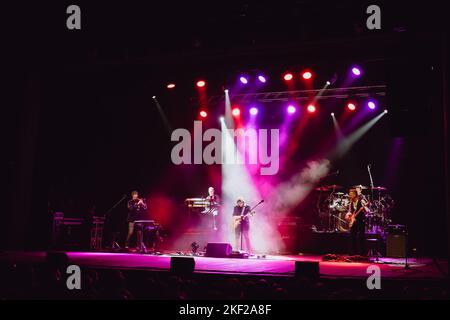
1,251 -> 447,280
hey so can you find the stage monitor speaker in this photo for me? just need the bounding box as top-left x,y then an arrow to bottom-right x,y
295,261 -> 319,279
170,257 -> 195,274
386,234 -> 406,258
205,242 -> 232,258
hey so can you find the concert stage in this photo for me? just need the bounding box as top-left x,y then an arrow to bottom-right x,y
0,251 -> 447,281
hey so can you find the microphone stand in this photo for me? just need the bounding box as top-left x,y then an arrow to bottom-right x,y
367,165 -> 381,260
104,194 -> 128,250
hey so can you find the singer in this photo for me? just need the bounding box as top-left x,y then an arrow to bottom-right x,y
125,190 -> 148,250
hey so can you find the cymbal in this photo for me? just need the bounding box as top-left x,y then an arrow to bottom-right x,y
372,186 -> 388,191
352,185 -> 368,189
335,192 -> 344,195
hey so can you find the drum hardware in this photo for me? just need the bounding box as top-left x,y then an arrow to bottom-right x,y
352,185 -> 368,189
372,186 -> 388,191
315,181 -> 394,234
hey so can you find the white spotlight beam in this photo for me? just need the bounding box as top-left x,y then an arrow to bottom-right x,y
152,96 -> 173,135
224,89 -> 234,129
332,111 -> 387,159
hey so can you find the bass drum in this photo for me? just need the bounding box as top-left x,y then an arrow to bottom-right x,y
337,211 -> 351,232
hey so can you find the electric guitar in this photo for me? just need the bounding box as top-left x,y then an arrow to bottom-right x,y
345,205 -> 365,228
233,210 -> 256,228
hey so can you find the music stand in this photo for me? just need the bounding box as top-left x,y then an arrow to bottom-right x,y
104,194 -> 127,250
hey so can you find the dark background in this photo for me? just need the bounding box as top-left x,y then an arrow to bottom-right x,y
2,1 -> 448,257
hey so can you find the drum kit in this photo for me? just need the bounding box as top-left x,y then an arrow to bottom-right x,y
315,184 -> 394,234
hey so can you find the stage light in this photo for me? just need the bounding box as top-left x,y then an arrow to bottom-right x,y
152,96 -> 156,99
219,116 -> 225,122
368,101 -> 377,110
249,107 -> 258,115
283,73 -> 293,81
307,104 -> 316,113
199,110 -> 208,118
224,89 -> 229,93
167,83 -> 176,89
287,105 -> 296,114
257,75 -> 267,83
302,71 -> 313,80
347,103 -> 356,111
326,81 -> 331,86
352,67 -> 362,76
384,109 -> 388,114
239,76 -> 249,85
331,112 -> 335,116
196,80 -> 206,88
232,107 -> 240,116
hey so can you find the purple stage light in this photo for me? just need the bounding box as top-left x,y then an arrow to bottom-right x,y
239,76 -> 249,84
287,105 -> 296,114
250,107 -> 259,115
368,101 -> 377,110
257,75 -> 267,83
352,67 -> 362,76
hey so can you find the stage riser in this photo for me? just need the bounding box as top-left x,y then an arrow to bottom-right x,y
298,232 -> 386,255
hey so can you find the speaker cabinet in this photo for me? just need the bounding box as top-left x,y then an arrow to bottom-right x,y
386,234 -> 406,257
205,242 -> 232,258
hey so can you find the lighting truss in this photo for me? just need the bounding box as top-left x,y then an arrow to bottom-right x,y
203,85 -> 386,105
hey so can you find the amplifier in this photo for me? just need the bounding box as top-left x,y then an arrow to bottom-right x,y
386,224 -> 407,257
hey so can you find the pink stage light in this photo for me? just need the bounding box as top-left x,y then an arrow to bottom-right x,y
302,71 -> 313,80
347,103 -> 356,111
249,107 -> 259,115
196,80 -> 206,88
199,110 -> 208,118
307,104 -> 316,113
167,83 -> 176,89
232,107 -> 241,116
283,73 -> 293,81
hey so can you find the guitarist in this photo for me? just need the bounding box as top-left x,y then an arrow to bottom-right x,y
232,197 -> 253,253
347,188 -> 368,255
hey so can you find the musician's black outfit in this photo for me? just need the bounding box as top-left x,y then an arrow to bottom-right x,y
125,199 -> 147,248
233,205 -> 252,252
349,195 -> 367,255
